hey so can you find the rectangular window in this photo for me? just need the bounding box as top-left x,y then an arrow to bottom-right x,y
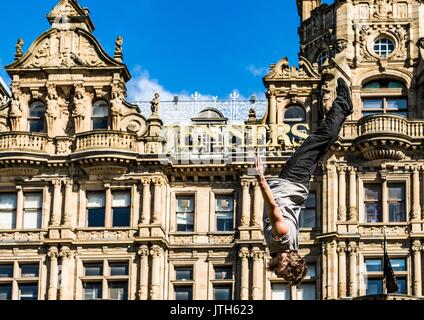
297,283 -> 316,300
175,267 -> 193,281
87,192 -> 106,227
272,283 -> 291,300
20,264 -> 39,278
213,285 -> 232,300
109,281 -> 128,300
19,284 -> 38,300
391,259 -> 407,272
0,284 -> 12,300
23,193 -> 43,229
0,193 -> 17,230
214,267 -> 233,280
112,191 -> 131,227
365,259 -> 382,272
0,264 -> 13,278
362,99 -> 384,117
300,192 -> 317,229
176,196 -> 194,232
215,196 -> 234,232
397,277 -> 407,294
388,184 -> 406,222
84,263 -> 103,277
364,185 -> 382,223
83,282 -> 102,300
174,286 -> 193,300
110,263 -> 129,276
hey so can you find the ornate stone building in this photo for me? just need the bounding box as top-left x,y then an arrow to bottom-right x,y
0,0 -> 423,301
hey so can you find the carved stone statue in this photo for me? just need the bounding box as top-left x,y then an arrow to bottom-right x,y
72,83 -> 89,133
151,93 -> 160,116
111,88 -> 125,130
46,84 -> 60,136
114,36 -> 123,63
15,38 -> 24,61
9,84 -> 23,131
373,0 -> 392,19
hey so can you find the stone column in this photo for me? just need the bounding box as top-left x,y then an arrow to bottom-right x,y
347,242 -> 358,297
63,180 -> 73,226
337,242 -> 347,298
412,240 -> 422,297
59,246 -> 72,300
241,180 -> 251,227
251,248 -> 264,300
152,178 -> 163,224
252,182 -> 262,227
138,245 -> 150,300
50,180 -> 62,226
338,167 -> 347,221
348,167 -> 357,221
239,248 -> 250,300
150,246 -> 163,300
141,178 -> 151,225
47,247 -> 59,300
268,91 -> 277,125
412,168 -> 421,221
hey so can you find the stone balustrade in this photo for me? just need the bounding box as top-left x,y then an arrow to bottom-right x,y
75,131 -> 138,152
0,132 -> 48,152
342,115 -> 424,141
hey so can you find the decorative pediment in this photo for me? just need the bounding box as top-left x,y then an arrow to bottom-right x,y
7,28 -> 123,70
47,0 -> 94,32
265,56 -> 320,80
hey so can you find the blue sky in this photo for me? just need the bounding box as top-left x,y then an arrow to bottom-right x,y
0,0 -> 332,101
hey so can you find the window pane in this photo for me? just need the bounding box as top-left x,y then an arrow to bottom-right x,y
177,197 -> 194,212
19,284 -> 38,300
112,192 -> 131,207
87,193 -> 105,208
0,211 -> 16,230
397,278 -> 407,294
387,99 -> 407,111
365,259 -> 382,272
92,118 -> 108,130
20,264 -> 39,277
29,120 -> 45,133
214,286 -> 232,300
297,283 -> 316,300
389,203 -> 406,222
23,209 -> 42,229
175,267 -> 193,281
0,265 -> 13,278
109,282 -> 128,300
391,259 -> 406,272
215,197 -> 234,212
363,81 -> 381,89
24,193 -> 42,209
84,263 -> 103,276
83,282 -> 102,300
365,203 -> 382,223
216,211 -> 233,232
88,208 -> 105,227
215,267 -> 232,280
272,284 -> 291,300
175,287 -> 192,300
110,263 -> 129,276
307,264 -> 316,278
112,207 -> 131,227
366,279 -> 383,295
92,101 -> 109,117
365,185 -> 381,201
29,102 -> 45,117
177,212 -> 194,232
300,209 -> 316,229
0,193 -> 17,209
363,99 -> 384,110
388,184 -> 404,201
0,284 -> 12,300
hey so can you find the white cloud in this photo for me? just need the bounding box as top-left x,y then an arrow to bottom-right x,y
246,64 -> 268,77
126,66 -> 265,102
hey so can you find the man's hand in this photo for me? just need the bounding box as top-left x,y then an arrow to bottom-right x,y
255,157 -> 265,180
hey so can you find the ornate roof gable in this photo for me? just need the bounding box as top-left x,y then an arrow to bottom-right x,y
47,0 -> 94,32
265,56 -> 320,81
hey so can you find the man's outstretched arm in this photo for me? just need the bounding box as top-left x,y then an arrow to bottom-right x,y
256,157 -> 289,238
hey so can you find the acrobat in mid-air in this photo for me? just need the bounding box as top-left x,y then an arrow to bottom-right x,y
256,78 -> 354,286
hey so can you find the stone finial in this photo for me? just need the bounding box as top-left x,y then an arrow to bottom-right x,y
15,38 -> 24,61
114,36 -> 123,63
246,108 -> 257,124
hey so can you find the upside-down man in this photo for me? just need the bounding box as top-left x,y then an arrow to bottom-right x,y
256,78 -> 353,286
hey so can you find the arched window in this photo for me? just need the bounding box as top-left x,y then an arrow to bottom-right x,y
285,105 -> 307,143
316,50 -> 329,67
362,79 -> 408,118
28,101 -> 45,133
92,100 -> 109,130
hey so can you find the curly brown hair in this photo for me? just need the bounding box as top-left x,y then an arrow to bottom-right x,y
268,251 -> 308,286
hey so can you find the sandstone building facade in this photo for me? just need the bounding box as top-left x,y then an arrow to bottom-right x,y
0,0 -> 423,300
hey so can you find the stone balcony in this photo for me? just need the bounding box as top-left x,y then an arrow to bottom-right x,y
341,115 -> 424,161
74,131 -> 139,153
0,132 -> 49,153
